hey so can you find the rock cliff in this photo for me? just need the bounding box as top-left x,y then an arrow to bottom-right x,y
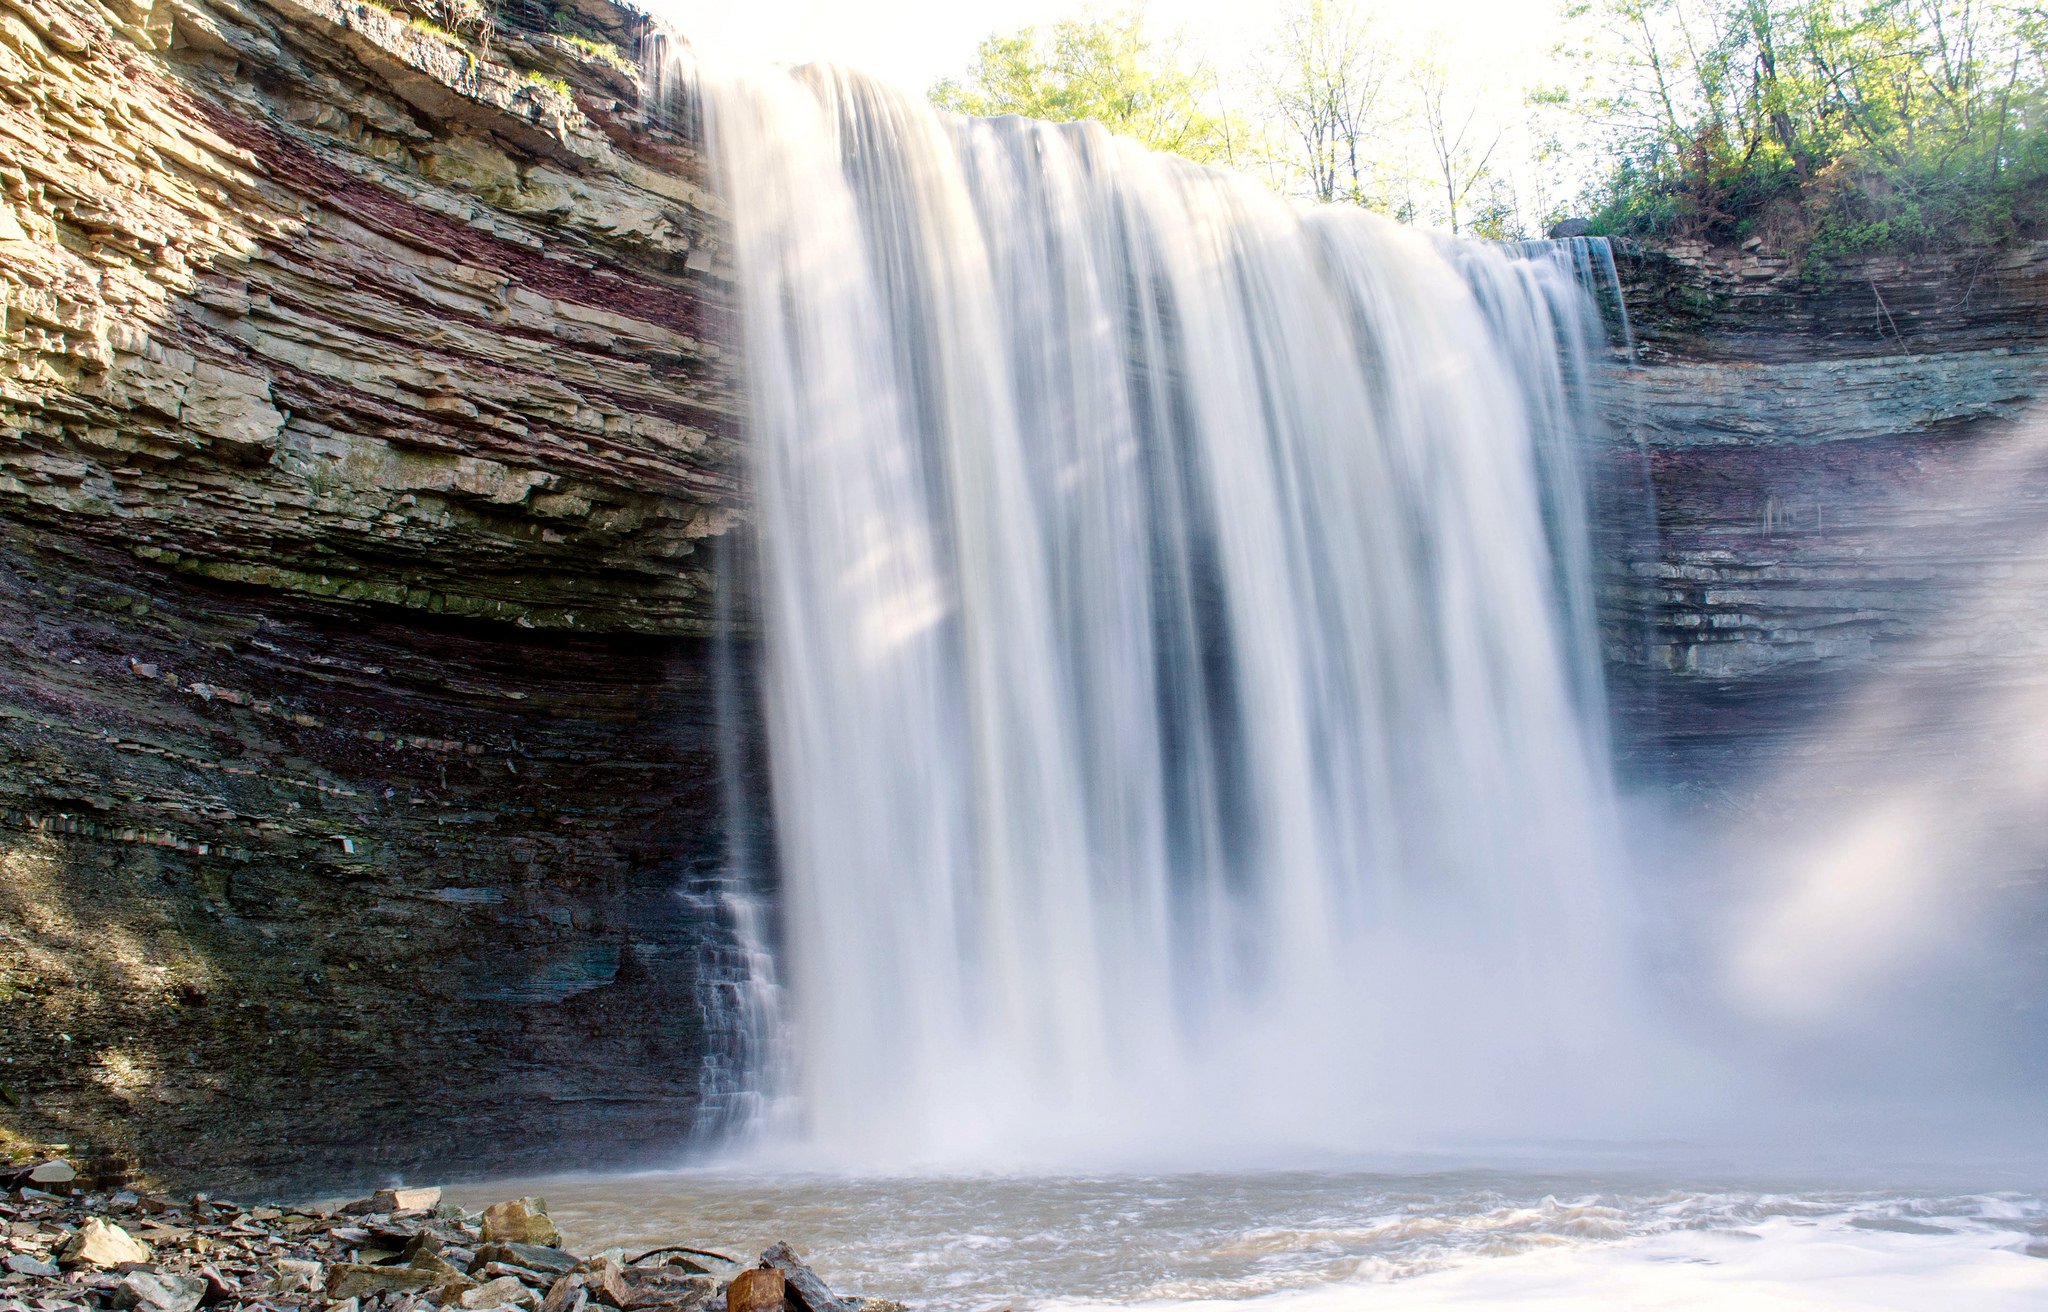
1604,238 -> 2048,793
0,0 -> 760,1192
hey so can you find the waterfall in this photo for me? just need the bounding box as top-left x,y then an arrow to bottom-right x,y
686,52 -> 1644,1167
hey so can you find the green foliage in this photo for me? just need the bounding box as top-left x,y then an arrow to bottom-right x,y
414,0 -> 489,41
560,33 -> 635,74
1573,0 -> 2048,256
525,69 -> 573,98
394,0 -> 491,56
930,11 -> 1238,164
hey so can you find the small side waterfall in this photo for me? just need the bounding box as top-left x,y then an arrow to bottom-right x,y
684,51 -> 1645,1166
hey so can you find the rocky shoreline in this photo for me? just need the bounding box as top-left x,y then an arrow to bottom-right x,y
0,1163 -> 904,1312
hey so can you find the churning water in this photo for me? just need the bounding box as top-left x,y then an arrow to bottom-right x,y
453,1169 -> 2048,1310
692,55 -> 1655,1169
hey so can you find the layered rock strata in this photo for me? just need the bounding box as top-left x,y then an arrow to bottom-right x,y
0,0 -> 759,1192
1604,239 -> 2048,793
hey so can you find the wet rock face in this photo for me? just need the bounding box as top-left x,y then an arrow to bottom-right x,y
1604,240 -> 2048,785
0,0 -> 763,1192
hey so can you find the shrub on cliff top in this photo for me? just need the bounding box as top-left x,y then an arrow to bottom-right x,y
1571,0 -> 2048,258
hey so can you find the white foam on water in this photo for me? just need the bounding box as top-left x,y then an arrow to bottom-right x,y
456,1170 -> 2048,1312
1056,1215 -> 2048,1311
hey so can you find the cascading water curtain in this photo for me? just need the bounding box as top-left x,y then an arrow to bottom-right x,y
688,49 -> 1649,1167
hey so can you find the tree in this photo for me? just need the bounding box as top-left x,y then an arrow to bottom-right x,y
930,11 -> 1239,164
1258,0 -> 1392,203
1566,0 -> 2048,252
1415,57 -> 1505,234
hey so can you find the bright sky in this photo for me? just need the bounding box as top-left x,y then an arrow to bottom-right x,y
642,0 -> 1599,229
643,0 -> 1568,102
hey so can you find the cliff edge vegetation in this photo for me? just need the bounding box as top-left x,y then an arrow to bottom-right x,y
1576,0 -> 2048,262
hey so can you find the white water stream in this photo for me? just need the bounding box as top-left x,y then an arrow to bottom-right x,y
536,35 -> 2048,1310
687,56 -> 1652,1167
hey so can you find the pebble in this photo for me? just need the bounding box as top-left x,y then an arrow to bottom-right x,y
0,1175 -> 909,1312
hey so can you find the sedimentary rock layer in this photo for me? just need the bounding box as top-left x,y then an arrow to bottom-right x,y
1606,240 -> 2048,787
1,0 -> 756,1191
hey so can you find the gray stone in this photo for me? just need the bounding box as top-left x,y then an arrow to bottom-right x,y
3,1256 -> 59,1278
461,1276 -> 542,1311
26,1161 -> 76,1186
474,1244 -> 577,1277
112,1272 -> 206,1312
622,1271 -> 715,1311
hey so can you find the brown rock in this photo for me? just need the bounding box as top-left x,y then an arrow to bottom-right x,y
725,1269 -> 785,1312
759,1246 -> 845,1312
585,1257 -> 633,1310
540,1274 -> 589,1312
59,1218 -> 153,1268
327,1263 -> 442,1300
412,1252 -> 472,1281
382,1187 -> 445,1213
479,1198 -> 562,1248
270,1259 -> 324,1293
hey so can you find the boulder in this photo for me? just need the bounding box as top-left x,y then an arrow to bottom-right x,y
480,1199 -> 562,1248
759,1245 -> 846,1312
1546,217 -> 1592,240
4,1254 -> 60,1278
113,1271 -> 207,1312
461,1276 -> 542,1311
27,1159 -> 78,1185
724,1269 -> 784,1312
59,1218 -> 153,1268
